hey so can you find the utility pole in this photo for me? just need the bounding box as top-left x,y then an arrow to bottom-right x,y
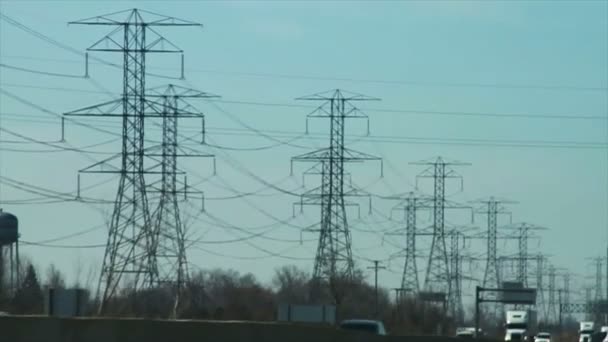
64,9 -> 201,314
291,89 -> 382,303
147,85 -> 217,317
368,260 -> 386,318
410,156 -> 470,316
393,288 -> 403,303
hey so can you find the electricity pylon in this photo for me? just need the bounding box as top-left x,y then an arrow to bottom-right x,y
473,197 -> 514,289
536,254 -> 547,321
64,9 -> 201,314
146,85 -> 217,317
291,89 -> 382,302
387,192 -> 433,293
410,157 -> 470,309
594,257 -> 604,302
562,272 -> 571,309
548,265 -> 558,323
449,230 -> 465,323
501,223 -> 545,287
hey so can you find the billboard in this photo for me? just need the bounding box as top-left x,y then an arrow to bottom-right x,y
499,282 -> 536,305
277,304 -> 336,324
418,291 -> 447,303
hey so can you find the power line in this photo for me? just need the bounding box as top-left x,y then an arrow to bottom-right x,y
0,175 -> 113,204
6,109 -> 600,151
2,111 -> 606,151
0,63 -> 85,79
193,211 -> 316,244
20,241 -> 106,249
1,53 -> 606,93
0,88 -> 123,141
24,224 -> 105,244
0,127 -> 119,154
2,82 -> 606,121
0,13 -> 183,80
190,243 -> 312,261
214,99 -> 608,121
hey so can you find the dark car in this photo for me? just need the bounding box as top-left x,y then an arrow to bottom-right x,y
339,319 -> 387,335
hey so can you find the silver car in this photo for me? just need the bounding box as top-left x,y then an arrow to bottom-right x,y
535,332 -> 551,342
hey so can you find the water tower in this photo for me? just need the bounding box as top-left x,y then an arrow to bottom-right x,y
0,210 -> 19,291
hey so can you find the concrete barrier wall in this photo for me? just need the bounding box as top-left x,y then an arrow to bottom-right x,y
0,316 -> 482,342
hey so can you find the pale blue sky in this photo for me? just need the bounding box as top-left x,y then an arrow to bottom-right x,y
0,0 -> 606,306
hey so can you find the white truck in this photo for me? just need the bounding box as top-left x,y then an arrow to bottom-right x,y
579,321 -> 595,342
505,310 -> 537,341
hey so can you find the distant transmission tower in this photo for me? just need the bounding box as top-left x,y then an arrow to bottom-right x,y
562,273 -> 570,308
291,89 -> 382,301
389,192 -> 432,293
548,265 -> 557,323
473,197 -> 513,289
536,254 -> 547,321
64,9 -> 201,314
517,226 -> 530,286
147,85 -> 217,316
449,230 -> 465,322
504,223 -> 544,287
595,258 -> 604,302
410,157 -> 469,311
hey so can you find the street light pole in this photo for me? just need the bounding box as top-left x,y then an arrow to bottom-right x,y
368,260 -> 386,318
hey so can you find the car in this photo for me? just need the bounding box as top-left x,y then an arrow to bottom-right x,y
535,332 -> 551,342
456,331 -> 475,338
339,319 -> 387,335
456,327 -> 478,338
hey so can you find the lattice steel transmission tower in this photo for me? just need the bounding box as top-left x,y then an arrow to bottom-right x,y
389,192 -> 432,293
594,258 -> 604,302
548,265 -> 558,323
517,226 -> 530,286
410,157 -> 469,302
146,85 -> 217,316
563,273 -> 571,308
291,89 -> 382,300
505,223 -> 545,287
449,230 -> 465,322
64,9 -> 201,314
585,287 -> 593,320
536,254 -> 547,321
473,197 -> 513,289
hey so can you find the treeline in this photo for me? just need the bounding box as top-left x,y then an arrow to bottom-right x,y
0,260 -> 65,314
0,258 -> 457,335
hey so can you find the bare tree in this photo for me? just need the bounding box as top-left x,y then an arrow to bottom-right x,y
44,264 -> 66,289
11,263 -> 43,314
272,265 -> 310,304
